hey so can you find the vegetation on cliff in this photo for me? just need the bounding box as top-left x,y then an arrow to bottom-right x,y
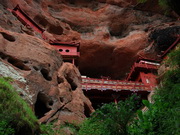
0,77 -> 40,135
0,77 -> 76,135
128,45 -> 180,135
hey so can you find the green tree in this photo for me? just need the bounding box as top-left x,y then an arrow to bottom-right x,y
78,95 -> 141,135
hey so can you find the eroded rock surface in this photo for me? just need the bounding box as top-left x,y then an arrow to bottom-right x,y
1,0 -> 179,79
0,28 -> 94,125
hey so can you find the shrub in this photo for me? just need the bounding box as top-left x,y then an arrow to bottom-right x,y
40,123 -> 58,135
78,95 -> 141,135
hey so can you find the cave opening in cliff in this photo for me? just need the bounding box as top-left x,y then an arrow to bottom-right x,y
7,57 -> 31,71
84,103 -> 91,117
40,68 -> 52,81
48,25 -> 63,35
35,92 -> 51,119
149,26 -> 180,53
66,76 -> 77,90
0,32 -> 16,42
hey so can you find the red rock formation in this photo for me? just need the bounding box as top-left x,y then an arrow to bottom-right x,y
79,31 -> 149,79
0,28 -> 94,125
1,0 -> 177,79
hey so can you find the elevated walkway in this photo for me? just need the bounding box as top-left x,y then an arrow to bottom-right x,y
82,77 -> 152,92
81,77 -> 154,108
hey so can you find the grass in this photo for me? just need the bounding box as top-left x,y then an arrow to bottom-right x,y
0,77 -> 40,135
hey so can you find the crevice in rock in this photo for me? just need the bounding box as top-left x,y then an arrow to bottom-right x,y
35,92 -> 51,119
60,97 -> 64,102
66,76 -> 77,91
41,101 -> 71,123
34,15 -> 48,27
33,66 -> 39,71
62,108 -> 72,113
49,100 -> 54,106
0,52 -> 31,71
48,25 -> 63,35
0,52 -> 8,60
57,76 -> 64,84
23,60 -> 29,64
149,26 -> 180,52
7,57 -> 31,71
0,32 -> 16,42
84,103 -> 91,117
40,68 -> 52,81
34,15 -> 63,35
109,24 -> 128,38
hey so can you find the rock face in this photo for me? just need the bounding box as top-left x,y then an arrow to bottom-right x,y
1,0 -> 179,79
0,28 -> 94,125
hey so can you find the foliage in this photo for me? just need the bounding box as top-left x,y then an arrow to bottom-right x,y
78,95 -> 141,135
166,44 -> 180,67
40,123 -> 59,135
0,77 -> 40,135
128,46 -> 180,135
0,120 -> 14,135
40,122 -> 80,135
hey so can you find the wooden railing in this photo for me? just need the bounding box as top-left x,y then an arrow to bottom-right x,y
81,77 -> 153,92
